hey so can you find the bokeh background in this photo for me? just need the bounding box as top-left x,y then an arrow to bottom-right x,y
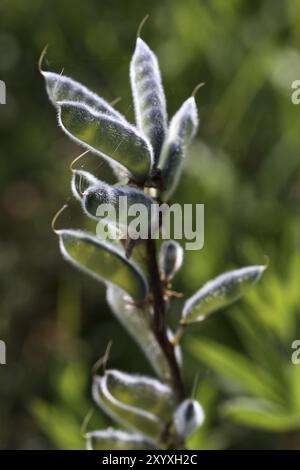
1,0 -> 300,449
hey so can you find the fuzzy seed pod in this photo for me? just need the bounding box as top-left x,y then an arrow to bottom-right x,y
181,265 -> 266,325
106,285 -> 181,380
104,369 -> 175,421
159,97 -> 198,201
71,169 -> 100,202
55,229 -> 148,301
130,38 -> 167,162
173,399 -> 205,438
159,240 -> 184,281
86,428 -> 154,450
81,182 -> 152,221
42,71 -> 125,122
92,374 -> 163,441
58,101 -> 153,184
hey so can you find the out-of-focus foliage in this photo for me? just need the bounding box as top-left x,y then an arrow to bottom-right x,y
0,0 -> 300,449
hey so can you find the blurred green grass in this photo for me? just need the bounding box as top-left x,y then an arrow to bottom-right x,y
0,0 -> 300,449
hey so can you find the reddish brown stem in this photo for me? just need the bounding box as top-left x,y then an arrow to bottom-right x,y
146,238 -> 185,401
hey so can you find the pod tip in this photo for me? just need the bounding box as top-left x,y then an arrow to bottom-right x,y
137,14 -> 150,39
51,204 -> 68,233
192,82 -> 206,98
80,408 -> 95,437
70,149 -> 91,172
91,340 -> 113,376
38,44 -> 49,73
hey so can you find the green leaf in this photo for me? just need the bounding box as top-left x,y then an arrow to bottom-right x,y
104,369 -> 175,421
106,285 -> 180,381
56,229 -> 148,301
188,338 -> 286,405
222,398 -> 299,431
42,71 -> 125,122
159,97 -> 198,200
92,375 -> 162,441
86,429 -> 155,450
31,400 -> 84,450
58,101 -> 153,183
181,265 -> 266,325
231,309 -> 288,393
130,38 -> 167,161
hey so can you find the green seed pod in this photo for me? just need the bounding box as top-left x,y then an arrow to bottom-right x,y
104,369 -> 175,421
159,240 -> 184,281
86,429 -> 155,450
56,229 -> 148,301
173,399 -> 205,438
58,101 -> 153,184
181,265 -> 266,325
159,97 -> 198,201
42,71 -> 125,122
82,182 -> 153,221
92,375 -> 163,440
130,38 -> 167,161
71,169 -> 100,202
106,285 -> 179,380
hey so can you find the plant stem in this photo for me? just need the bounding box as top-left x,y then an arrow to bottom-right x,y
146,237 -> 185,401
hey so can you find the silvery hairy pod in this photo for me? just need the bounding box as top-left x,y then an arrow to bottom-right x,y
173,399 -> 205,439
106,285 -> 182,381
86,428 -> 155,450
81,182 -> 158,241
92,374 -> 164,441
41,71 -> 126,122
158,97 -> 198,200
159,240 -> 184,281
130,37 -> 167,162
54,228 -> 148,302
104,369 -> 176,421
181,265 -> 266,325
57,100 -> 153,184
71,169 -> 100,202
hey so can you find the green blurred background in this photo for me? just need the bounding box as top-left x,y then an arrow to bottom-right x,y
1,0 -> 300,449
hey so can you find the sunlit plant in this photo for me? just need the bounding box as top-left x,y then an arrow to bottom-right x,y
41,24 -> 266,450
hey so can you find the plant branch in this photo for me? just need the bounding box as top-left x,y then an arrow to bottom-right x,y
146,237 -> 185,401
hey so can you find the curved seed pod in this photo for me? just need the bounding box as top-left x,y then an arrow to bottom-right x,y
58,101 -> 153,184
82,183 -> 156,239
173,399 -> 205,438
86,428 -> 155,450
56,229 -> 148,301
106,285 -> 174,380
104,369 -> 175,420
92,375 -> 163,440
82,182 -> 152,219
159,97 -> 198,201
42,71 -> 125,122
130,38 -> 167,161
159,240 -> 184,281
181,265 -> 266,325
71,169 -> 100,202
